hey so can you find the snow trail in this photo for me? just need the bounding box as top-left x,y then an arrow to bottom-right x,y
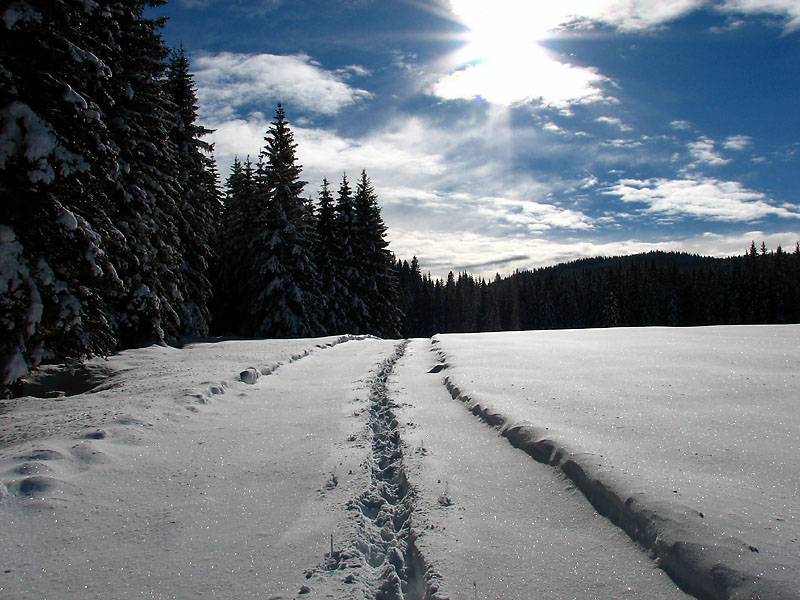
0,336 -> 397,599
311,340 -> 442,599
393,338 -> 690,600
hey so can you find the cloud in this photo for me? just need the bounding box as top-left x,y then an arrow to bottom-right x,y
719,0 -> 800,31
392,227 -> 800,279
449,1 -> 800,33
669,120 -> 694,131
192,52 -> 371,122
603,177 -> 800,222
688,136 -> 730,166
596,116 -> 632,131
723,134 -> 752,151
448,1 -> 708,35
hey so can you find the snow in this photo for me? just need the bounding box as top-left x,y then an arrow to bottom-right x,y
0,326 -> 797,599
432,325 -> 800,599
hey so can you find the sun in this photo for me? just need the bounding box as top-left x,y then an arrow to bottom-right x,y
453,0 -> 553,65
433,1 -> 607,107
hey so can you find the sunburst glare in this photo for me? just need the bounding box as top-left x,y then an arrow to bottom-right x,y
432,0 -> 611,106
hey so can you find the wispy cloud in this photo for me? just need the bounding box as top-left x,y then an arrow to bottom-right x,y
391,227 -> 800,278
449,1 -> 800,33
688,136 -> 730,166
669,120 -> 694,131
719,0 -> 800,31
603,177 -> 800,222
448,1 -> 708,35
723,134 -> 752,150
192,52 -> 371,122
596,116 -> 632,131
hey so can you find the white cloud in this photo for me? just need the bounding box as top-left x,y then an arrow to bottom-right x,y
603,177 -> 800,222
688,136 -> 730,166
596,116 -> 632,131
723,134 -> 752,150
475,196 -> 595,233
449,0 -> 800,33
719,0 -> 800,30
448,1 -> 708,35
391,228 -> 800,279
669,120 -> 694,131
192,52 -> 371,122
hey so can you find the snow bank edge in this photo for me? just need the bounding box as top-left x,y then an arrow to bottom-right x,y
441,373 -> 796,600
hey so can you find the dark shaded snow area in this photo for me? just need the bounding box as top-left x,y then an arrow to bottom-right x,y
0,326 -> 797,599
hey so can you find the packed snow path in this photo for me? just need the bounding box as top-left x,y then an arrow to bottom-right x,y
1,336 -> 410,599
393,339 -> 690,600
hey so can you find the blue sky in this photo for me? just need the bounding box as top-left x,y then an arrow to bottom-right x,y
150,0 -> 800,277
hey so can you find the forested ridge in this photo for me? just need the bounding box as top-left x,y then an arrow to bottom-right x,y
397,246 -> 800,337
1,2 -> 798,398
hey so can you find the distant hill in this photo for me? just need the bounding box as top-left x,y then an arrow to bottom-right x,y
397,247 -> 800,336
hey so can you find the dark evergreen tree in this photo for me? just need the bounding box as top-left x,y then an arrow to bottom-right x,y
99,1 -> 185,346
245,105 -> 321,337
314,178 -> 347,334
212,156 -> 260,334
166,45 -> 220,337
396,247 -> 800,337
353,170 -> 401,337
333,172 -> 361,332
1,1 -> 131,393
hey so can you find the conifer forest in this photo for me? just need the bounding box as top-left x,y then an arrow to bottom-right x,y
1,1 -> 798,397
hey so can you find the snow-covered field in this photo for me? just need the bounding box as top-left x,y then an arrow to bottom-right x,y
0,326 -> 797,599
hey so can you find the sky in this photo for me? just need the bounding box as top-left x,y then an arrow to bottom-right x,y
149,0 -> 800,278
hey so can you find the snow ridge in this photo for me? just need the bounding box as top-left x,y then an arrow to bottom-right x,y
191,334 -> 371,400
432,341 -> 796,600
324,340 -> 445,600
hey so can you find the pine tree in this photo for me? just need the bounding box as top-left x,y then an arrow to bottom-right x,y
314,178 -> 348,334
333,172 -> 362,333
245,105 -> 321,337
212,157 -> 260,334
0,0 -> 125,394
166,46 -> 220,337
99,1 -> 185,346
352,170 -> 401,337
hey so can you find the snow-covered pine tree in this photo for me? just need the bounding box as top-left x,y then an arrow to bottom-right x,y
0,0 -> 123,394
245,105 -> 321,338
212,156 -> 259,334
99,1 -> 185,346
353,170 -> 401,337
333,172 -> 363,333
166,46 -> 220,337
314,178 -> 348,334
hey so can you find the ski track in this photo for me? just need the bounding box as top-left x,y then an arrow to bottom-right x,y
305,340 -> 444,600
429,338 -> 797,600
1,334 -> 446,599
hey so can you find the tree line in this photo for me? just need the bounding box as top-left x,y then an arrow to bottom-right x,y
0,1 -> 398,396
396,246 -> 800,337
212,107 -> 400,341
